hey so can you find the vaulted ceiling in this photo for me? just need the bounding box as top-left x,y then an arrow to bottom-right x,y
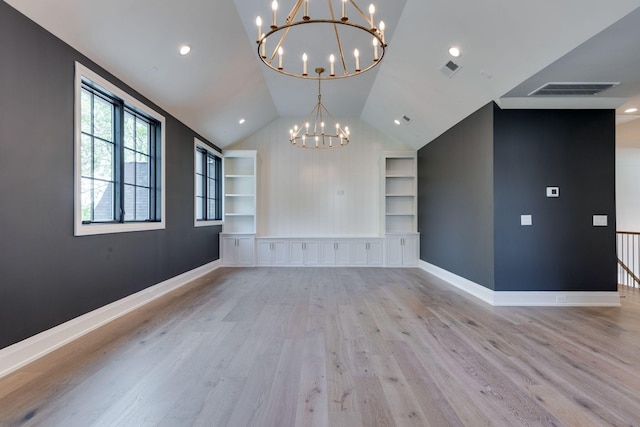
5,0 -> 640,149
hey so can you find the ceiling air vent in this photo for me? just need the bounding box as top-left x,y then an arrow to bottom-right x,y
440,60 -> 461,78
528,82 -> 619,96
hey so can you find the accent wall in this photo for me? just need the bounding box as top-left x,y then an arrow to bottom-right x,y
0,2 -> 221,349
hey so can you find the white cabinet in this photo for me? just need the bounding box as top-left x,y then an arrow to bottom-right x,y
321,241 -> 351,265
221,234 -> 255,266
223,151 -> 256,234
351,240 -> 384,266
290,241 -> 319,266
256,240 -> 288,266
385,234 -> 419,267
384,152 -> 417,234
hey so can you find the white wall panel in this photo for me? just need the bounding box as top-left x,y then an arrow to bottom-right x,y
616,147 -> 640,232
229,118 -> 410,237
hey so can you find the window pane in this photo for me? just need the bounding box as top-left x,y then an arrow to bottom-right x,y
196,175 -> 204,197
81,89 -> 92,134
196,150 -> 203,175
124,184 -> 135,221
124,148 -> 135,185
136,154 -> 150,187
81,178 -> 93,221
207,156 -> 216,177
93,96 -> 114,142
207,178 -> 216,198
136,120 -> 149,153
94,140 -> 113,181
93,181 -> 114,221
207,199 -> 216,220
196,197 -> 204,220
81,135 -> 93,177
136,187 -> 150,220
124,113 -> 135,149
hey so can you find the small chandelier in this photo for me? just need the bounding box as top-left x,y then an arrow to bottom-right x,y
289,67 -> 349,148
255,0 -> 387,80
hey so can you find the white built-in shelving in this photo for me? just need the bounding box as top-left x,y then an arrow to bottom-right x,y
222,150 -> 256,234
384,152 -> 417,234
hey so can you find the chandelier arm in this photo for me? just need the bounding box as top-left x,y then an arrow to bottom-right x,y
268,26 -> 292,63
286,0 -> 304,24
349,0 -> 374,28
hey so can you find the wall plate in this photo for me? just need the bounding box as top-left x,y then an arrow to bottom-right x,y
546,187 -> 559,197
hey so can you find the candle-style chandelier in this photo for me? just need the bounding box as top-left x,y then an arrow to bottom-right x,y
255,0 -> 387,148
289,67 -> 350,148
255,0 -> 387,79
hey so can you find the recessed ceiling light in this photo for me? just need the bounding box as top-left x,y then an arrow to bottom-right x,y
625,107 -> 638,113
179,45 -> 191,56
394,119 -> 401,125
448,46 -> 461,58
239,118 -> 246,124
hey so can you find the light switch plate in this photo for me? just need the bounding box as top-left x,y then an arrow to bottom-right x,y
521,215 -> 532,226
593,215 -> 607,227
546,187 -> 559,197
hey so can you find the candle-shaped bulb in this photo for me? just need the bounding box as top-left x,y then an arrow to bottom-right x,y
373,37 -> 379,60
315,136 -> 319,147
294,125 -> 298,131
302,52 -> 308,75
256,16 -> 262,41
369,4 -> 375,27
278,46 -> 283,69
305,122 -> 310,134
354,48 -> 360,71
336,123 -> 339,130
329,54 -> 335,75
302,134 -> 306,147
379,20 -> 385,44
271,0 -> 278,27
321,122 -> 325,134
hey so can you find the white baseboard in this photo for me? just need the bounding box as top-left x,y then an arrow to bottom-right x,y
0,260 -> 221,379
419,260 -> 621,307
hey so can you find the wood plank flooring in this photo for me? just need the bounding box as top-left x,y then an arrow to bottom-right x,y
1,267 -> 639,426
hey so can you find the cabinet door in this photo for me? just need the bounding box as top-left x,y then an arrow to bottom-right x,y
367,241 -> 384,265
236,237 -> 255,266
256,241 -> 273,266
335,241 -> 351,265
351,241 -> 368,265
290,241 -> 305,265
304,241 -> 319,265
271,241 -> 288,265
221,236 -> 238,265
385,236 -> 403,266
321,242 -> 337,265
402,235 -> 419,266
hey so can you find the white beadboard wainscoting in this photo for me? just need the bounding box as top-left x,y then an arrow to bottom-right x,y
230,117 -> 411,237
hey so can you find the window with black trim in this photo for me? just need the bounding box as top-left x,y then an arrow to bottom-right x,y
194,141 -> 222,225
75,62 -> 165,236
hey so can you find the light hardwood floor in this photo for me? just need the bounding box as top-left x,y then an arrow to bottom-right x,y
1,267 -> 639,426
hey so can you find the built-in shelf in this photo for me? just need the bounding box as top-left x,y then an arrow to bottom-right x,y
384,152 -> 417,234
223,150 -> 257,234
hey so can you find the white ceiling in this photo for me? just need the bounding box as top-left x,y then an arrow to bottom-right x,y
5,0 -> 640,149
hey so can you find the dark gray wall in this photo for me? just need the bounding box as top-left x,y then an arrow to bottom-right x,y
493,106 -> 616,291
417,103 -> 495,289
0,3 -> 221,349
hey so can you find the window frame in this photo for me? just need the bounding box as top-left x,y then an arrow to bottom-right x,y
74,62 -> 166,236
194,138 -> 223,227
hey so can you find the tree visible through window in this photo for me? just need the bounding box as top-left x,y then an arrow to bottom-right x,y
80,82 -> 159,223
